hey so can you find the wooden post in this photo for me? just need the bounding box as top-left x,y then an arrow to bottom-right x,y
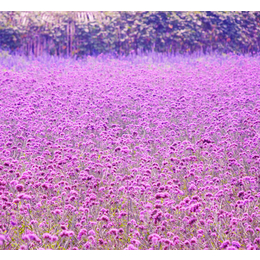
37,35 -> 40,57
67,22 -> 69,57
43,37 -> 46,55
39,36 -> 41,56
29,39 -> 31,56
35,36 -> 37,57
70,22 -> 72,56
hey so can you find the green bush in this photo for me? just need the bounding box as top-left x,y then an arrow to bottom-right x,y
0,11 -> 260,56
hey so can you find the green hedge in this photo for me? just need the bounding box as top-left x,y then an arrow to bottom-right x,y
0,11 -> 260,56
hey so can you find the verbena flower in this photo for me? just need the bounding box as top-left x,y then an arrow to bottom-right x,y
220,240 -> 230,249
125,244 -> 138,250
15,184 -> 24,192
1,54 -> 260,250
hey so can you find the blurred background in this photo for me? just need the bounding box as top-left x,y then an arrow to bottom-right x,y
0,11 -> 260,58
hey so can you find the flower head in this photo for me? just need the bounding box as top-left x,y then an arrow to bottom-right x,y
125,244 -> 138,250
16,184 -> 24,192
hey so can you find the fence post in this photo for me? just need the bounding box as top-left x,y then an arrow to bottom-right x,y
67,22 -> 69,57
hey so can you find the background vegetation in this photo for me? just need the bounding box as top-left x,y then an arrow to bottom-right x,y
0,11 -> 260,57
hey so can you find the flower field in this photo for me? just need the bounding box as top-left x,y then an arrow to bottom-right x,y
0,54 -> 260,250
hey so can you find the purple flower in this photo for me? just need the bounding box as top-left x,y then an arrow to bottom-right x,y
188,217 -> 197,226
190,237 -> 197,244
125,244 -> 138,250
98,239 -> 104,245
13,199 -> 20,204
19,244 -> 28,250
199,220 -> 205,226
115,147 -> 121,152
220,240 -> 230,249
227,246 -> 237,250
27,233 -> 41,242
0,235 -> 5,245
254,237 -> 260,245
84,242 -> 91,249
184,240 -> 191,247
119,211 -> 127,218
88,230 -> 95,236
88,236 -> 96,245
59,231 -> 69,237
130,239 -> 141,246
67,230 -> 75,237
51,235 -> 58,242
77,229 -> 87,240
22,234 -> 30,241
60,225 -> 67,230
53,209 -> 62,215
100,215 -> 109,222
148,233 -> 161,245
108,228 -> 118,235
197,229 -> 204,235
247,244 -> 256,250
232,241 -> 241,248
43,233 -> 52,240
15,184 -> 24,192
188,184 -> 196,192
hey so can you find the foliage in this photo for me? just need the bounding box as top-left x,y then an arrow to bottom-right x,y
0,11 -> 260,56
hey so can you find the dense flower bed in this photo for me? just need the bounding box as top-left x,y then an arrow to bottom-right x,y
0,54 -> 260,250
